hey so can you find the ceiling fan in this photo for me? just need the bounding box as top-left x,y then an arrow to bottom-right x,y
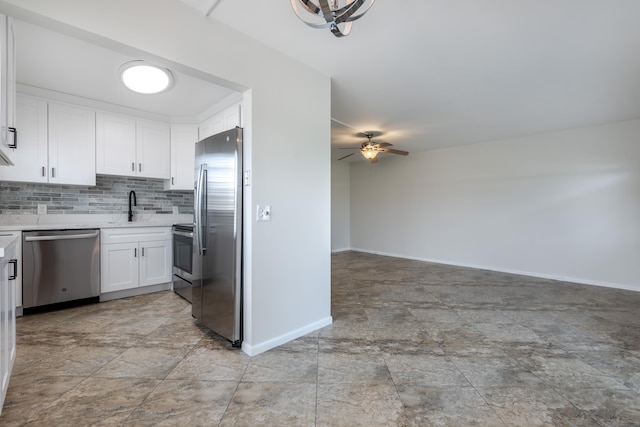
337,131 -> 409,164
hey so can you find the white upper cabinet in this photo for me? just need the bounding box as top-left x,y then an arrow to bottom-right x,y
95,112 -> 136,176
198,101 -> 241,140
136,120 -> 170,179
199,113 -> 224,141
222,102 -> 241,131
0,95 -> 46,182
165,124 -> 198,191
48,102 -> 96,185
5,17 -> 14,148
96,112 -> 170,179
0,15 -> 16,166
1,94 -> 95,185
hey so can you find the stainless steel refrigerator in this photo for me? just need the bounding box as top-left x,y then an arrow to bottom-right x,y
193,127 -> 243,347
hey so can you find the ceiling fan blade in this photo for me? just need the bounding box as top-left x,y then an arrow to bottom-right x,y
339,147 -> 360,149
379,148 -> 409,156
337,151 -> 359,160
370,157 -> 379,164
375,142 -> 393,148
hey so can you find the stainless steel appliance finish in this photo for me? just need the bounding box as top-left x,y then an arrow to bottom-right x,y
193,127 -> 243,346
172,223 -> 193,302
22,229 -> 100,312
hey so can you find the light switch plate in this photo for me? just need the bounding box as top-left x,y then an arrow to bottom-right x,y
37,204 -> 47,214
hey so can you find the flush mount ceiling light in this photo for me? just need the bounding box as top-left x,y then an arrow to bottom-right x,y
119,61 -> 173,94
291,0 -> 375,38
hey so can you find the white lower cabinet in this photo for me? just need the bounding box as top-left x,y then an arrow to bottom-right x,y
139,240 -> 173,287
0,236 -> 17,415
100,227 -> 171,294
0,232 -> 20,308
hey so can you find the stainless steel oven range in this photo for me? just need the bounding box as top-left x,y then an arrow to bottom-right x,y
172,223 -> 194,302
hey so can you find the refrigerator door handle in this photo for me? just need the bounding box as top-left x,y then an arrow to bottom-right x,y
195,164 -> 208,255
194,166 -> 200,252
202,167 -> 208,254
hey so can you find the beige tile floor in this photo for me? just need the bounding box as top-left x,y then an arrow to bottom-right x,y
1,251 -> 640,426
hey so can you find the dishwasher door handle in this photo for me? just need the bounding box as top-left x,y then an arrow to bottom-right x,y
24,231 -> 99,242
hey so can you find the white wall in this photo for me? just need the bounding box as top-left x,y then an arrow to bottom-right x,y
1,0 -> 332,354
350,119 -> 640,291
331,160 -> 350,252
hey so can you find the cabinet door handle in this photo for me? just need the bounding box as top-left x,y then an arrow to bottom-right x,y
8,127 -> 17,149
141,247 -> 145,257
171,177 -> 175,185
51,167 -> 55,178
41,166 -> 45,177
134,248 -> 137,257
138,163 -> 142,172
8,259 -> 17,280
131,162 -> 135,172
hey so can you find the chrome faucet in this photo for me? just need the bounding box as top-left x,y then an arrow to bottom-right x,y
128,190 -> 137,222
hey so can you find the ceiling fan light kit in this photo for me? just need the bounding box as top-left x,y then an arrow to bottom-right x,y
337,131 -> 409,163
291,0 -> 375,37
361,145 -> 378,160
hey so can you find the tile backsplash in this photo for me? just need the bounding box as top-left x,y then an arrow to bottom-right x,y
0,175 -> 194,215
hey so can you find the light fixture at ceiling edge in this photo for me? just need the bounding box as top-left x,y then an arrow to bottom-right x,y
291,0 -> 375,38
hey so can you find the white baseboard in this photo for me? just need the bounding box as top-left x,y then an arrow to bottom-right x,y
349,247 -> 640,293
331,247 -> 350,253
242,316 -> 333,357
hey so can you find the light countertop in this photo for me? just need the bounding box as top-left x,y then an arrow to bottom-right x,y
0,214 -> 193,232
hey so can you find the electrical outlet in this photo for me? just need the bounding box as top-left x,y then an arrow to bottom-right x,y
37,204 -> 47,214
172,206 -> 179,214
256,205 -> 271,221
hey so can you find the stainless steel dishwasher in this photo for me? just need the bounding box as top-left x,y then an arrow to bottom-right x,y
22,229 -> 100,313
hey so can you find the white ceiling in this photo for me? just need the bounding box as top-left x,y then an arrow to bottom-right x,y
14,1 -> 640,161
14,19 -> 235,120
179,0 -> 640,160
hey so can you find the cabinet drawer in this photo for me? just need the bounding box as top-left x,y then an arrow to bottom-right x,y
100,227 -> 171,244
